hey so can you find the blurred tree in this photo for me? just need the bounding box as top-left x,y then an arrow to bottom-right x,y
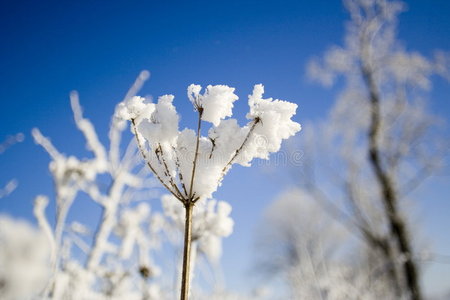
257,0 -> 449,299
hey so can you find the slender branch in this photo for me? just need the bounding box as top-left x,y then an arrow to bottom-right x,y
32,128 -> 62,161
131,119 -> 183,201
172,146 -> 189,197
306,175 -> 402,294
188,110 -> 203,199
305,181 -> 372,244
220,117 -> 260,180
208,138 -> 216,159
399,164 -> 434,198
302,158 -> 391,254
87,174 -> 125,270
156,144 -> 184,199
343,178 -> 372,234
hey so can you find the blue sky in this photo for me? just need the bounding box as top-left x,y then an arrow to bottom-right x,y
0,0 -> 449,296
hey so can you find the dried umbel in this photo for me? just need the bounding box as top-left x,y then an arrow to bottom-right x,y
117,82 -> 301,299
117,83 -> 301,203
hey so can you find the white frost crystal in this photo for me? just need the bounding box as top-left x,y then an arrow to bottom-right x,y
247,84 -> 301,154
188,84 -> 239,126
116,96 -> 155,125
138,94 -> 180,146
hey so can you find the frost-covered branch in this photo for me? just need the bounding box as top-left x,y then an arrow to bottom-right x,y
0,133 -> 24,199
0,179 -> 18,199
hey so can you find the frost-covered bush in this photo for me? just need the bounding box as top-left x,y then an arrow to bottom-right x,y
29,74 -> 168,299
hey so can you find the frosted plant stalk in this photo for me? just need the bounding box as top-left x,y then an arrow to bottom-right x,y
117,82 -> 301,299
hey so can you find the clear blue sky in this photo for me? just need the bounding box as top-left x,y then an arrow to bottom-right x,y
0,0 -> 449,296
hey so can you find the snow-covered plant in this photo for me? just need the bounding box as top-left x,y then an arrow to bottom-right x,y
30,72 -> 168,299
117,82 -> 301,299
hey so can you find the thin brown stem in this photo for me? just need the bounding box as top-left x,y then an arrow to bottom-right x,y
208,138 -> 216,159
188,110 -> 203,199
219,117 -> 260,180
180,202 -> 194,300
172,146 -> 189,197
157,144 -> 184,199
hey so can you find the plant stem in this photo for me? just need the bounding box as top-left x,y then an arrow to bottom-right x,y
180,201 -> 194,300
189,110 -> 202,198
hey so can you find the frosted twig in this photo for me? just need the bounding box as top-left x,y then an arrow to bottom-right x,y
70,91 -> 107,166
0,132 -> 24,154
32,128 -> 62,160
157,144 -> 184,199
172,146 -> 188,197
0,179 -> 18,198
188,110 -> 203,200
131,119 -> 183,202
220,117 -> 260,180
